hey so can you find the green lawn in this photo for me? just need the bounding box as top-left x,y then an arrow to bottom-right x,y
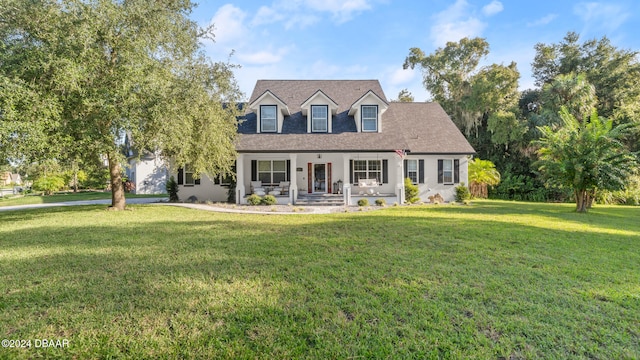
0,191 -> 166,207
1,201 -> 638,359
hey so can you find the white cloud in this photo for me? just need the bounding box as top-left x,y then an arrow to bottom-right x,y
573,2 -> 630,32
527,14 -> 558,27
388,67 -> 416,86
237,46 -> 293,65
429,0 -> 487,47
250,0 -> 374,29
209,4 -> 248,45
251,6 -> 285,27
305,0 -> 373,23
482,1 -> 503,16
238,51 -> 283,65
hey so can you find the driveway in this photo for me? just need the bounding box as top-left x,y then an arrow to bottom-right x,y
0,197 -> 167,212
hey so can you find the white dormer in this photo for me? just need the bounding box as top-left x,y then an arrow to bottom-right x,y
300,90 -> 339,133
348,90 -> 389,133
248,90 -> 290,133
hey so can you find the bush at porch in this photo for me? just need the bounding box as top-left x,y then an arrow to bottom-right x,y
404,178 -> 419,204
247,194 -> 262,205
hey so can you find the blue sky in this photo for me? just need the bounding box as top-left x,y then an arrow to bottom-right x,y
192,0 -> 640,101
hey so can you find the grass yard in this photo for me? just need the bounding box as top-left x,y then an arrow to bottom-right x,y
0,191 -> 166,207
1,201 -> 639,359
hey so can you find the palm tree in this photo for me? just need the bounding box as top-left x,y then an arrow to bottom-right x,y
468,158 -> 501,198
535,107 -> 638,212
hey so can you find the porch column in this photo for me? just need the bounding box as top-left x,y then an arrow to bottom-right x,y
397,155 -> 405,204
236,153 -> 246,204
289,153 -> 297,204
343,153 -> 351,205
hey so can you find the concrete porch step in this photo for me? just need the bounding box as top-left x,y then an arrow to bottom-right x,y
296,194 -> 345,206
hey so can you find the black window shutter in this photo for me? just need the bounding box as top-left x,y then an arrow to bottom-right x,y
419,159 -> 425,184
403,160 -> 408,179
177,167 -> 183,185
437,160 -> 443,184
286,160 -> 291,181
349,160 -> 353,184
454,159 -> 460,183
382,160 -> 388,184
251,160 -> 257,181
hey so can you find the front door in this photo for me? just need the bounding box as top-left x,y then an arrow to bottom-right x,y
313,163 -> 326,193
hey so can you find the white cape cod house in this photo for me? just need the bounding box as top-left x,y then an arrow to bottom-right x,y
175,80 -> 475,205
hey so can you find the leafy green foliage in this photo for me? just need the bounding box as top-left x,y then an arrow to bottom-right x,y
0,0 -> 242,210
247,194 -> 262,205
261,194 -> 277,205
375,198 -> 386,206
533,32 -> 640,134
454,183 -> 471,202
404,38 -> 520,136
357,198 -> 369,207
538,73 -> 597,125
404,178 -> 419,203
32,175 -> 65,195
166,176 -> 179,202
535,108 -> 639,212
394,89 -> 414,102
468,159 -> 500,198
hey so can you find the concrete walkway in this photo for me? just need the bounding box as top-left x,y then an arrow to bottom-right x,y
156,202 -> 340,215
0,198 -> 344,214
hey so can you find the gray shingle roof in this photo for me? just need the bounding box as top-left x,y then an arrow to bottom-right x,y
237,80 -> 474,154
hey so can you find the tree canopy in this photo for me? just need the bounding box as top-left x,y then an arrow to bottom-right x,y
403,38 -> 520,136
533,32 -> 640,125
0,0 -> 242,209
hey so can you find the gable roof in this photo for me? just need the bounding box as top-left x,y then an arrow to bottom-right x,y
248,80 -> 386,115
237,80 -> 475,154
385,102 -> 475,154
248,90 -> 291,115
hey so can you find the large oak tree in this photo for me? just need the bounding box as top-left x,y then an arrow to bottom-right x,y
0,0 -> 242,209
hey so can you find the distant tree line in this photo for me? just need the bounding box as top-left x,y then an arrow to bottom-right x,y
404,32 -> 640,211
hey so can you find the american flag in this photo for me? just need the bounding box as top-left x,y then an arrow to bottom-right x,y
395,149 -> 405,158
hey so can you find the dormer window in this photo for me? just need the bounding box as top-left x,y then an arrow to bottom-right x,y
361,105 -> 378,132
260,105 -> 277,132
311,105 -> 328,132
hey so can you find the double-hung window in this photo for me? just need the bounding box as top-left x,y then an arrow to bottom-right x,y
258,160 -> 287,184
361,105 -> 378,132
260,105 -> 277,132
353,160 -> 382,184
438,159 -> 459,185
184,165 -> 195,185
406,159 -> 418,184
442,159 -> 453,184
311,105 -> 328,132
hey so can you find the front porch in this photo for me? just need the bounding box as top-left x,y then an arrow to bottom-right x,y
236,152 -> 405,205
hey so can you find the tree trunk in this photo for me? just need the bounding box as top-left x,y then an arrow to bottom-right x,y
108,152 -> 126,210
586,189 -> 595,209
575,189 -> 588,213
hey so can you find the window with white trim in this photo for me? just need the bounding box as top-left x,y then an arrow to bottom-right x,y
311,105 -> 328,132
361,105 -> 378,132
260,105 -> 277,132
258,160 -> 287,184
406,159 -> 418,184
353,160 -> 381,184
442,159 -> 453,184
